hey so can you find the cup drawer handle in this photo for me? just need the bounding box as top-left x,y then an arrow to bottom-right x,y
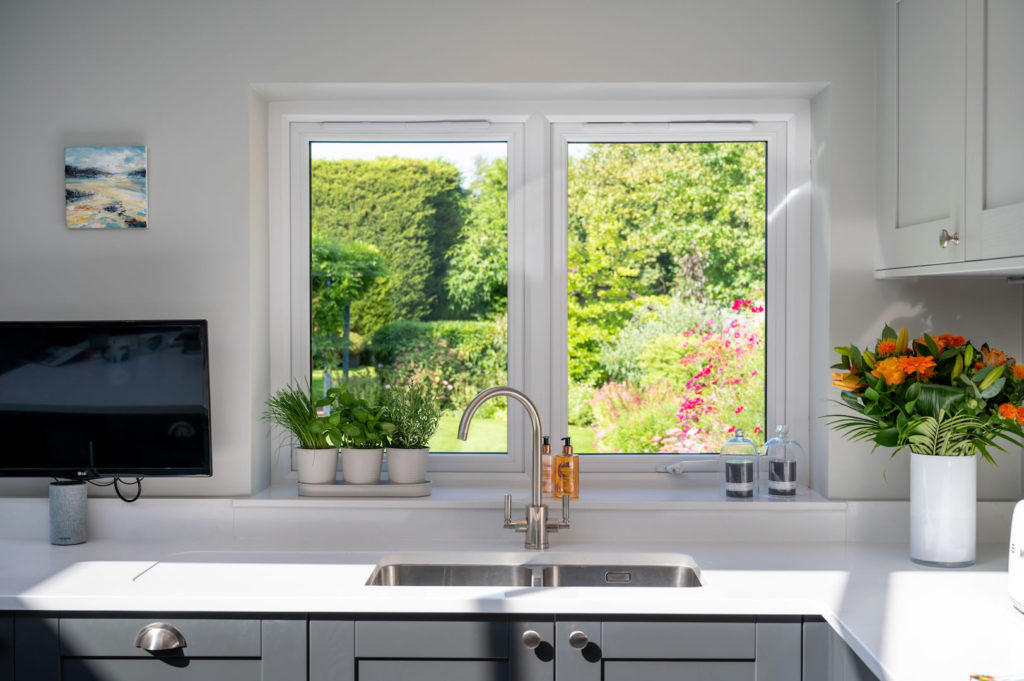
134,622 -> 187,652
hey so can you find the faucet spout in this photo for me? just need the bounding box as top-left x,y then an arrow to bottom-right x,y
458,386 -> 567,549
458,386 -> 544,507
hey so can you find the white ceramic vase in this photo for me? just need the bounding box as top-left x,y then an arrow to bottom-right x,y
296,447 -> 338,485
386,448 -> 429,484
910,452 -> 977,567
340,447 -> 383,484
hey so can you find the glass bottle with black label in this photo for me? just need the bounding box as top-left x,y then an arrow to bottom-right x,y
720,429 -> 758,499
762,424 -> 802,497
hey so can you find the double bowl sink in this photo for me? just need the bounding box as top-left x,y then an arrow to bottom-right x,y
367,554 -> 702,588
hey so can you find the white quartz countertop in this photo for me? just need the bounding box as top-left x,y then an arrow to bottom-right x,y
2,538 -> 1023,681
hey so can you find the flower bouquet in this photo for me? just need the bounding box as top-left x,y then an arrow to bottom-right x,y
829,325 -> 1024,462
830,325 -> 1024,566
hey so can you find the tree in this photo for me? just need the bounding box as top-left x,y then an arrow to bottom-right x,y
445,157 -> 508,318
311,234 -> 387,380
566,142 -> 766,383
310,157 -> 466,334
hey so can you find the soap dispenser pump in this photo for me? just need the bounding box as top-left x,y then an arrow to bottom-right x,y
555,437 -> 579,500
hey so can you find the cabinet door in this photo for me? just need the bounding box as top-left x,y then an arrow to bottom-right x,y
510,619 -> 554,681
965,0 -> 1024,260
0,613 -> 11,681
878,0 -> 967,270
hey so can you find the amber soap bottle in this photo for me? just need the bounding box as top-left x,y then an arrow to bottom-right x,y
555,436 -> 579,500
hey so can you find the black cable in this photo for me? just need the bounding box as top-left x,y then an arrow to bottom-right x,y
83,476 -> 143,501
114,477 -> 143,503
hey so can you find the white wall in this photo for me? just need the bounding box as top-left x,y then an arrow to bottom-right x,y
0,0 -> 1019,498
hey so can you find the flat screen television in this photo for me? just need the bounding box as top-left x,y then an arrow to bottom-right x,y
0,320 -> 212,479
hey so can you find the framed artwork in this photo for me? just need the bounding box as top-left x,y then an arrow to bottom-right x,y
64,146 -> 147,229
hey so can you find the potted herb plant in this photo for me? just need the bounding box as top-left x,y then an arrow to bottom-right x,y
263,381 -> 337,484
382,381 -> 443,483
328,387 -> 396,484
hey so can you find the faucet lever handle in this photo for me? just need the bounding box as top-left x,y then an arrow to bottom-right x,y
504,494 -> 513,525
561,493 -> 571,525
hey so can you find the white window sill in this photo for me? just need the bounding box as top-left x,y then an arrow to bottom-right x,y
240,481 -> 839,512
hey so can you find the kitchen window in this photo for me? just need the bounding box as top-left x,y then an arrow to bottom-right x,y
269,93 -> 810,486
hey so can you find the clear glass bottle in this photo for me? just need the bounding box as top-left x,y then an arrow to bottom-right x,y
720,429 -> 758,499
762,424 -> 802,497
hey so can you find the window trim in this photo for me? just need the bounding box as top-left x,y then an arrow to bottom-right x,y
267,92 -> 811,489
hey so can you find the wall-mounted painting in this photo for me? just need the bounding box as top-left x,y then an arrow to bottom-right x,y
65,146 -> 147,229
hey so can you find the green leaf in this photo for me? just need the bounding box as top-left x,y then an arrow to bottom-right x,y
874,427 -> 899,447
916,384 -> 966,419
881,324 -> 897,340
849,345 -> 864,372
979,377 -> 1006,400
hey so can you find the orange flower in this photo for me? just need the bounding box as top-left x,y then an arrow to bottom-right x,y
897,355 -> 937,377
1017,406 -> 1024,426
871,357 -> 906,385
1013,363 -> 1024,380
937,334 -> 966,347
982,346 -> 1010,367
876,339 -> 897,356
975,362 -> 985,370
998,403 -> 1018,420
831,371 -> 866,392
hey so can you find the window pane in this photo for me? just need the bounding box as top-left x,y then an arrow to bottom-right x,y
566,142 -> 767,454
309,142 -> 509,453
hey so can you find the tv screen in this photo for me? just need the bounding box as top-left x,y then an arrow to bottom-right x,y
0,320 -> 212,478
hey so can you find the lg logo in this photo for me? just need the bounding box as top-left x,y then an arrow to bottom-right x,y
1012,543 -> 1024,558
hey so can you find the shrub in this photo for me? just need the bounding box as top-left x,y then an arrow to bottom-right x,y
586,299 -> 765,454
590,381 -> 681,453
370,316 -> 507,415
599,296 -> 714,385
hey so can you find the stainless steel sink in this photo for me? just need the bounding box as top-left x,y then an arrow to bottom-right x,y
368,563 -> 535,586
367,558 -> 702,588
540,564 -> 701,587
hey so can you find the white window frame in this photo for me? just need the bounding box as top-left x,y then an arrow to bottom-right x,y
549,120 -> 790,476
268,90 -> 811,489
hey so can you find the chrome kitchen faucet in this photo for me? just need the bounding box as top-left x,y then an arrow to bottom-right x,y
457,386 -> 570,550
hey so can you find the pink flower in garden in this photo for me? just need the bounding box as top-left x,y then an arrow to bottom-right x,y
727,426 -> 736,433
735,406 -> 744,414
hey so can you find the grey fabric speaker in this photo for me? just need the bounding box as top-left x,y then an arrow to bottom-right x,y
49,481 -> 87,545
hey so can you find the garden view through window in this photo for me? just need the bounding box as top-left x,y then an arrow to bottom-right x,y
308,139 -> 766,456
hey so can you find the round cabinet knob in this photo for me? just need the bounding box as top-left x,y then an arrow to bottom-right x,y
568,630 -> 589,649
134,622 -> 187,652
522,629 -> 543,649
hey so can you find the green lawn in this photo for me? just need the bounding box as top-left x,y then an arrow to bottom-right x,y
428,413 -> 596,453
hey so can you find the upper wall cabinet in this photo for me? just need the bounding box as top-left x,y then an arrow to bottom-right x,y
876,0 -> 1024,278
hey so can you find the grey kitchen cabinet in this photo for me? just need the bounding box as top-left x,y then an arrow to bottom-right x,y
0,613 -> 12,681
312,615 -> 805,681
310,616 -> 549,681
803,617 -> 882,681
877,0 -> 1024,276
12,614 -> 305,681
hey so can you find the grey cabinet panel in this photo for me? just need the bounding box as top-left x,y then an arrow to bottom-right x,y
803,619 -> 831,680
260,619 -> 306,681
62,658 -> 261,681
600,620 -> 755,660
0,613 -> 12,681
13,615 -> 58,681
555,619 -> 601,681
604,660 -> 755,681
59,618 -> 260,658
310,619 -> 354,681
509,619 -> 554,681
755,619 -> 802,681
355,619 -> 508,659
358,659 -> 508,681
